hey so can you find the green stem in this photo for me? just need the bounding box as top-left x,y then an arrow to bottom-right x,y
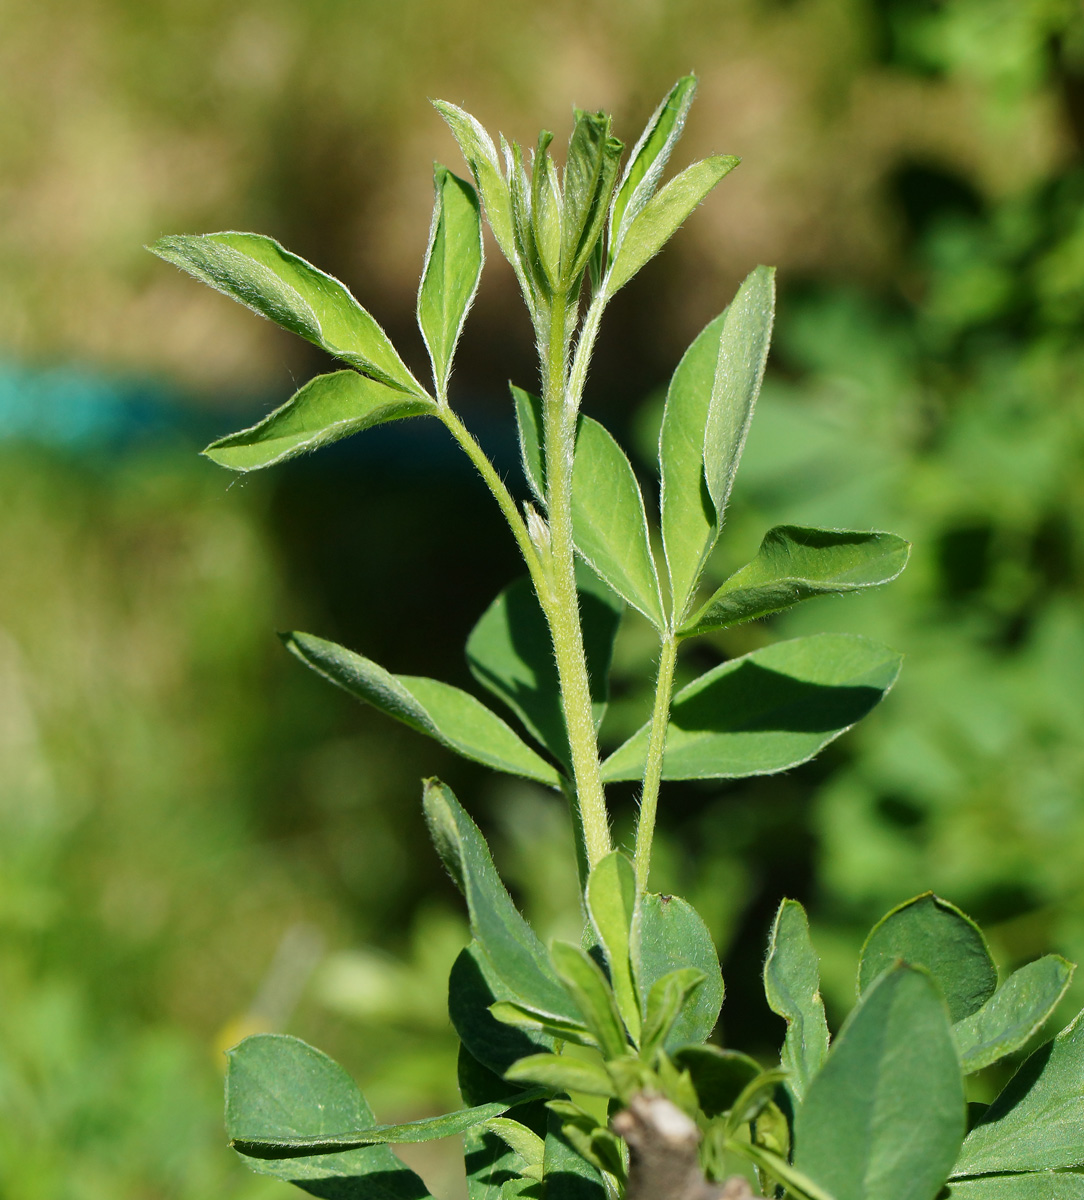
441,284 -> 612,868
560,777 -> 591,897
565,289 -> 607,416
438,406 -> 548,594
539,292 -> 611,868
634,633 -> 679,890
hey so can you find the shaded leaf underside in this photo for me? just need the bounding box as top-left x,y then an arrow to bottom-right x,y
601,633 -> 902,782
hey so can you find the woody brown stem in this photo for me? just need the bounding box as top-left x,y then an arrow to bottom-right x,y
612,1094 -> 760,1200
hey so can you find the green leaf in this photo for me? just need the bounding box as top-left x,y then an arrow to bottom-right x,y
658,1055 -> 704,1124
571,415 -> 664,627
432,101 -> 519,276
507,139 -> 542,297
150,233 -> 424,395
459,1042 -> 544,1110
703,265 -> 775,523
545,1099 -> 612,1141
947,1175 -> 1084,1200
631,893 -> 723,1048
484,1119 -> 546,1181
449,943 -> 556,1077
606,156 -> 739,294
232,1095 -> 546,1157
672,1045 -> 761,1118
505,1053 -> 616,1098
658,312 -> 727,619
465,569 -> 622,770
511,385 -> 546,503
586,852 -> 641,1043
656,269 -> 774,622
604,1055 -> 665,1107
859,893 -> 997,1024
423,780 -> 580,1023
751,1099 -> 791,1167
543,1109 -> 606,1200
640,969 -> 707,1062
794,964 -> 966,1200
202,370 -> 434,472
225,1033 -> 435,1196
587,231 -> 606,294
418,166 -> 483,398
954,955 -> 1074,1074
530,133 -> 562,290
658,1055 -> 704,1131
601,633 -> 902,782
732,1141 -> 838,1200
460,1046 -> 547,1200
464,1128 -> 538,1200
550,1119 -> 627,1184
680,526 -> 911,637
764,898 -> 830,1104
561,110 -> 623,283
550,941 -> 628,1061
488,1001 -> 594,1048
953,1009 -> 1084,1175
725,1068 -> 789,1134
610,75 -> 698,246
284,632 -> 560,787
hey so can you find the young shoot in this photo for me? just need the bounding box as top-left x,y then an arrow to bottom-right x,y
152,77 -> 1084,1200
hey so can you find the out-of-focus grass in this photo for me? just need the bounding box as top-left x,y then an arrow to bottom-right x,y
1,0 -> 1076,396
0,444 -> 590,1196
0,448 -> 473,1196
0,449 -> 286,1196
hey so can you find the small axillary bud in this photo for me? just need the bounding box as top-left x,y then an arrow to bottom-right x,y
525,503 -> 551,556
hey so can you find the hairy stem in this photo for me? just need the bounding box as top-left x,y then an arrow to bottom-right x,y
634,633 -> 679,890
565,289 -> 608,416
539,291 -> 611,868
438,406 -> 548,593
560,777 -> 591,896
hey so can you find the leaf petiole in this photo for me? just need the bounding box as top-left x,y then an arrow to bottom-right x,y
633,633 -> 679,889
437,404 -> 550,596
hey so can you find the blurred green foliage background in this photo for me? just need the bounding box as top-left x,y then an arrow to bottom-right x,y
3,1 -> 1084,1195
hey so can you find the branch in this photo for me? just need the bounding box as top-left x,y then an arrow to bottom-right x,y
612,1094 -> 760,1200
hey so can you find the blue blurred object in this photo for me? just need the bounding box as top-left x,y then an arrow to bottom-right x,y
0,360 -> 521,476
0,362 -> 187,449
